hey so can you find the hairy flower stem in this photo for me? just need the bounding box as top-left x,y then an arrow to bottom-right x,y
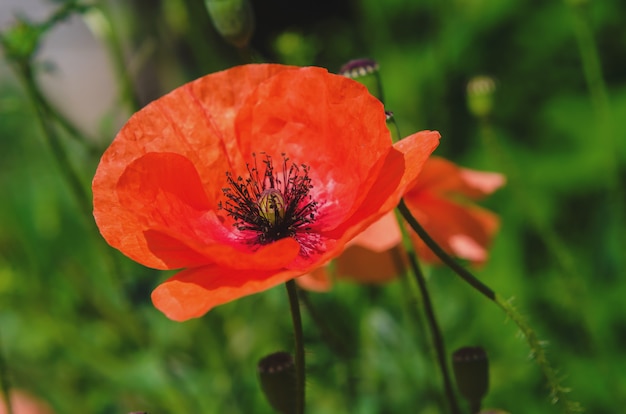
406,252 -> 461,414
0,331 -> 13,414
285,279 -> 306,414
398,199 -> 583,413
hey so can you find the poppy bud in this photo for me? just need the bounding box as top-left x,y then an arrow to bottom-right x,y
466,75 -> 496,119
258,352 -> 297,414
204,0 -> 255,48
452,346 -> 489,412
339,58 -> 384,103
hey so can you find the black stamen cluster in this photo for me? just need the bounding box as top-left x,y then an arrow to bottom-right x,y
220,153 -> 318,246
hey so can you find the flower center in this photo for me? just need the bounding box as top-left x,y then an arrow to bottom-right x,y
220,153 -> 318,249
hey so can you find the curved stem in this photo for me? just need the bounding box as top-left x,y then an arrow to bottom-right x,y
398,198 -> 583,413
406,252 -> 461,414
285,280 -> 306,414
398,200 -> 495,301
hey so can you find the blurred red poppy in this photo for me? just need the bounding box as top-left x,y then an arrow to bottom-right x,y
298,157 -> 504,289
0,390 -> 53,414
404,156 -> 504,266
92,64 -> 440,320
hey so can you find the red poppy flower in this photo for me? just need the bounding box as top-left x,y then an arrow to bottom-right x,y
92,64 -> 440,320
0,390 -> 53,414
297,157 -> 504,289
404,156 -> 504,265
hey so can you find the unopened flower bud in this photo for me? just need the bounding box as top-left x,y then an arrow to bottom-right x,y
205,0 -> 255,48
466,76 -> 496,119
452,346 -> 489,411
258,352 -> 297,414
339,58 -> 384,103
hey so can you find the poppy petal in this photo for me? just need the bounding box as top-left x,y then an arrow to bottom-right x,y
95,152 -> 211,269
144,228 -> 301,270
326,129 -> 440,243
93,65 -> 301,267
152,265 -> 303,321
350,211 -> 402,252
296,268 -> 333,292
233,66 -> 394,228
405,193 -> 499,265
408,156 -> 505,200
335,245 -> 405,283
392,130 -> 442,196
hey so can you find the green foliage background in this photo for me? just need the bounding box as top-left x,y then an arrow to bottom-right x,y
1,0 -> 625,413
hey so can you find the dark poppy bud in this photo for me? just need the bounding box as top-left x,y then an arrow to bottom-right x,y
205,0 -> 255,48
339,58 -> 384,103
466,76 -> 496,119
452,346 -> 489,412
258,352 -> 297,414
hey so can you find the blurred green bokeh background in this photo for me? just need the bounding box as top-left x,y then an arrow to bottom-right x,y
1,0 -> 625,413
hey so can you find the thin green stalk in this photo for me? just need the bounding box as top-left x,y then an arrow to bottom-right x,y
0,330 -> 13,414
285,279 -> 306,414
19,66 -> 92,219
91,4 -> 142,113
406,252 -> 461,414
568,2 -> 614,156
398,199 -> 583,413
15,64 -> 148,348
567,0 -> 625,271
298,289 -> 350,358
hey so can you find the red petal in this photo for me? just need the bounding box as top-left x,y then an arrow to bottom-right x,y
335,245 -> 405,284
392,130 -> 442,197
93,64 -> 300,268
296,268 -> 333,292
325,130 -> 440,244
233,67 -> 394,228
144,228 -> 301,270
152,266 -> 303,321
405,193 -> 499,265
350,211 -> 402,252
408,156 -> 504,200
95,152 -> 211,268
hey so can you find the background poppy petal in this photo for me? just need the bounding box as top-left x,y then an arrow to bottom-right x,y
408,156 -> 505,199
350,211 -> 402,252
405,193 -> 499,265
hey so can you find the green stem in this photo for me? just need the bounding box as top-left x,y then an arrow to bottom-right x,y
406,252 -> 461,414
92,4 -> 142,113
285,279 -> 306,414
0,330 -> 13,414
298,289 -> 351,358
398,199 -> 583,413
18,65 -> 92,220
568,3 -> 614,153
398,200 -> 495,301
